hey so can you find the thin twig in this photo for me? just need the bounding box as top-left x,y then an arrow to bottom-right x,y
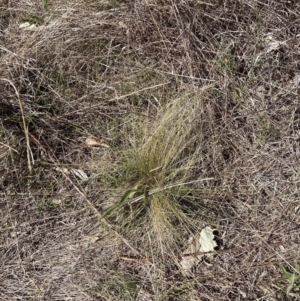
61,82 -> 170,117
0,142 -> 19,154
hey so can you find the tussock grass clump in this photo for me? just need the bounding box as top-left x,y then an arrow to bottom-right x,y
102,91 -> 213,256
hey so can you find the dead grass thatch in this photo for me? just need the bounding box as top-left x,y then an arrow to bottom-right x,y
1,0 -> 300,300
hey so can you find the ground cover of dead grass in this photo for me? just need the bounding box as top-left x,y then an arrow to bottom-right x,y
1,0 -> 300,300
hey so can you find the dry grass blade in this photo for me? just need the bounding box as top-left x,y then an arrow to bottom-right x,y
27,131 -> 141,256
0,78 -> 32,172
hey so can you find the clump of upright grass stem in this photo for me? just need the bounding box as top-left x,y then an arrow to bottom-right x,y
105,88 -> 212,255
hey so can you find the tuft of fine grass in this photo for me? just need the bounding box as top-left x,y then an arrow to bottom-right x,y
102,88 -> 214,257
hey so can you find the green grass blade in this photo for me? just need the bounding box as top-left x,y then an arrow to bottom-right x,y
101,189 -> 138,220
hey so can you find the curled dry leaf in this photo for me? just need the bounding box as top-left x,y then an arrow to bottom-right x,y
55,166 -> 89,181
264,34 -> 287,53
71,169 -> 89,181
84,236 -> 100,244
51,198 -> 62,206
85,136 -> 109,148
19,22 -> 38,31
180,226 -> 217,275
118,21 -> 128,29
199,226 -> 218,254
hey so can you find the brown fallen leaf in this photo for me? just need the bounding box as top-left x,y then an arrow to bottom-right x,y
85,136 -> 109,148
